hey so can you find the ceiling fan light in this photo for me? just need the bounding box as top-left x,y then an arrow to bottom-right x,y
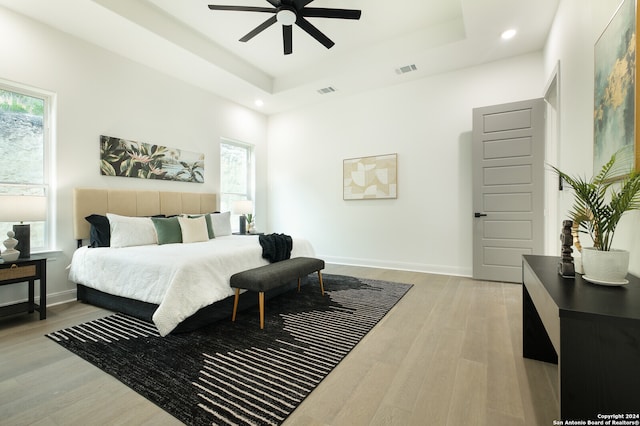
277,9 -> 297,26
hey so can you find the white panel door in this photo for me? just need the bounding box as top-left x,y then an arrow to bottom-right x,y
472,99 -> 545,283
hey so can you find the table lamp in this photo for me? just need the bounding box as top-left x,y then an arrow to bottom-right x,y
0,195 -> 47,258
232,200 -> 254,234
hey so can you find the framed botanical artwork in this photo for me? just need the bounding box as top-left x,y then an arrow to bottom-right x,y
594,0 -> 640,175
100,135 -> 204,183
343,153 -> 397,200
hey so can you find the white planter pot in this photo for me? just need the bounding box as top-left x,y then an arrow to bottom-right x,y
581,247 -> 630,283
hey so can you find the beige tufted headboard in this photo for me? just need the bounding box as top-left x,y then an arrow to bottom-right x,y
73,187 -> 217,241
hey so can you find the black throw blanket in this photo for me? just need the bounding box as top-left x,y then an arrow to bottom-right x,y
259,233 -> 293,263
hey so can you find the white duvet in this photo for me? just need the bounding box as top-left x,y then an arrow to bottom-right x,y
68,235 -> 315,336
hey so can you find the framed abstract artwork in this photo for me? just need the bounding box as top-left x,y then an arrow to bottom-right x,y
100,135 -> 204,183
343,153 -> 397,200
594,0 -> 640,175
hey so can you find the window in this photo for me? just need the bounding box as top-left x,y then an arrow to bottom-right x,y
220,139 -> 254,230
0,82 -> 53,252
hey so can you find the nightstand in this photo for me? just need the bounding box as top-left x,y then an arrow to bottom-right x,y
0,254 -> 47,320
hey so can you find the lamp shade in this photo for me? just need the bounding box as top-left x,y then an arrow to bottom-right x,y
232,200 -> 254,215
0,195 -> 47,222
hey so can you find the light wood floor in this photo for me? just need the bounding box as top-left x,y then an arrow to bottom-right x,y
0,265 -> 559,425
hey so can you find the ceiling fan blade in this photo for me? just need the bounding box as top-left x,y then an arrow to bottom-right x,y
294,0 -> 315,7
296,16 -> 334,49
283,25 -> 293,55
302,8 -> 362,20
240,15 -> 278,42
207,5 -> 276,13
265,0 -> 281,6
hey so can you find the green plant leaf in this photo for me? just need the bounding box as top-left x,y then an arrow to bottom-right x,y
550,150 -> 640,251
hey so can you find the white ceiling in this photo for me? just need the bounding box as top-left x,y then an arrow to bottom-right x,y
0,0 -> 559,114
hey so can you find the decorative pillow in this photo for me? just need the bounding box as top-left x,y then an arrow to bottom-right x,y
188,214 -> 214,239
151,216 -> 182,245
107,213 -> 158,248
178,215 -> 209,243
85,214 -> 110,247
210,211 -> 232,237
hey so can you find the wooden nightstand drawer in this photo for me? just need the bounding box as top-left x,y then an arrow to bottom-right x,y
0,264 -> 37,281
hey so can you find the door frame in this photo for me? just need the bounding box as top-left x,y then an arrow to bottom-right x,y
544,61 -> 561,256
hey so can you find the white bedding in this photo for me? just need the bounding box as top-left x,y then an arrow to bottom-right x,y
69,235 -> 315,336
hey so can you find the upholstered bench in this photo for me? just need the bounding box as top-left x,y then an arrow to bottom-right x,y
230,257 -> 325,329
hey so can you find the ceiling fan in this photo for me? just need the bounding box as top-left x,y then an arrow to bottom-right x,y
207,0 -> 362,55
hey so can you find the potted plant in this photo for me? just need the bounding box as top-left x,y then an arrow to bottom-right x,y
551,150 -> 640,284
245,213 -> 255,233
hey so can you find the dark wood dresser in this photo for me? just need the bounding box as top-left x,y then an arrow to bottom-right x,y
522,255 -> 640,421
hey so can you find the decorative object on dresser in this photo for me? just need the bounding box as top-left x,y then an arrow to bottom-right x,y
0,194 -> 47,258
558,220 -> 575,277
232,199 -> 253,234
550,150 -> 640,284
47,274 -> 412,426
1,230 -> 20,262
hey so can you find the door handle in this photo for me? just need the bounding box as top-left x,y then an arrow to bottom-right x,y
474,212 -> 487,218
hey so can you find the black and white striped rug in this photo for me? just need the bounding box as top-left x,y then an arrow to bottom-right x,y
46,274 -> 412,426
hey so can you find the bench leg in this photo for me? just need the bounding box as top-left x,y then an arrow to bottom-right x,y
259,292 -> 265,329
232,288 -> 240,322
297,272 -> 325,295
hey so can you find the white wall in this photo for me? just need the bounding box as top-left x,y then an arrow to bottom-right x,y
268,52 -> 545,276
0,6 -> 268,306
544,0 -> 640,276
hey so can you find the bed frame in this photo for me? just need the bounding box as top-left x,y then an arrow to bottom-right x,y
71,187 -> 295,333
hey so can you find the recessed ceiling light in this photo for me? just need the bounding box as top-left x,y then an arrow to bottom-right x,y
254,99 -> 264,107
501,29 -> 517,40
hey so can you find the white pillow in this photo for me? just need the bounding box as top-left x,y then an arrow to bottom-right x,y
107,213 -> 158,248
210,211 -> 232,236
178,215 -> 209,243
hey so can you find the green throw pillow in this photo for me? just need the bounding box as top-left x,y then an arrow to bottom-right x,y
151,216 -> 183,245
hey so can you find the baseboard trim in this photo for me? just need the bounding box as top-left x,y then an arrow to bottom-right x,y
45,288 -> 78,307
0,288 -> 77,309
320,255 -> 472,277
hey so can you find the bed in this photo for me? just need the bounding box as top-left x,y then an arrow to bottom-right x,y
69,188 -> 315,335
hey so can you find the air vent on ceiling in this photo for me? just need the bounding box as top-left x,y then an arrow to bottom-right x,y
317,86 -> 337,95
395,64 -> 418,75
